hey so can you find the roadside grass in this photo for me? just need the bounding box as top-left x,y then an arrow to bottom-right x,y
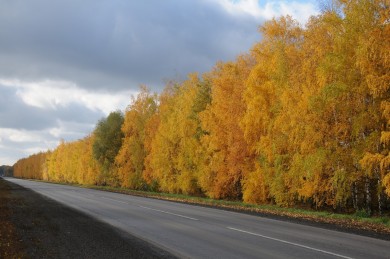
85,184 -> 390,231
30,179 -> 390,233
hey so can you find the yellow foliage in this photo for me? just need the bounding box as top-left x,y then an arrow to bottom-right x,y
115,87 -> 157,190
381,131 -> 390,146
242,165 -> 267,204
148,75 -> 208,195
12,0 -> 390,212
199,55 -> 254,199
383,173 -> 390,196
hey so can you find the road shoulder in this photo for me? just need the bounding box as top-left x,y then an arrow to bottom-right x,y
0,178 -> 176,259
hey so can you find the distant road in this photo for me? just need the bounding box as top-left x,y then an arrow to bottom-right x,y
5,177 -> 390,259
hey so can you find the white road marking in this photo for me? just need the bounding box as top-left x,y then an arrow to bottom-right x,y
139,205 -> 199,221
227,227 -> 354,259
100,196 -> 129,204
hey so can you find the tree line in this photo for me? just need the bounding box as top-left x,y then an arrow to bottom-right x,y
13,0 -> 389,214
0,165 -> 13,177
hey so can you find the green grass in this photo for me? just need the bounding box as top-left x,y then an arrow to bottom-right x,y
85,184 -> 390,229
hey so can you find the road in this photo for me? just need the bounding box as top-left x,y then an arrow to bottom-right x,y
5,178 -> 390,259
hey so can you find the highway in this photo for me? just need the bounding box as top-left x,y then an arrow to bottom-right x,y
5,178 -> 390,259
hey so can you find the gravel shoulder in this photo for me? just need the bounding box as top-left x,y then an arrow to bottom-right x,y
0,178 -> 176,259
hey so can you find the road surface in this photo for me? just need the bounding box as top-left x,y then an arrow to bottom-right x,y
5,178 -> 390,259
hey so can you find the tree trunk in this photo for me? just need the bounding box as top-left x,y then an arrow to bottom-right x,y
365,177 -> 371,216
352,182 -> 358,211
378,178 -> 382,216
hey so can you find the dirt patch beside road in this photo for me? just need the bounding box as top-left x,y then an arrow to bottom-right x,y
0,178 -> 26,258
0,178 -> 176,259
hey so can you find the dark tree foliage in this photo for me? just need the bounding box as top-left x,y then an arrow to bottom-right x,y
0,165 -> 13,177
93,111 -> 124,168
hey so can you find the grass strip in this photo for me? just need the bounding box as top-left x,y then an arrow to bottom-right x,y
30,179 -> 390,235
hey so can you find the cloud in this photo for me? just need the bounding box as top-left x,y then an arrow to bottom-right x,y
0,82 -> 114,165
0,1 -> 318,93
0,0 -> 319,165
0,128 -> 58,164
0,77 -> 139,164
0,85 -> 57,130
0,0 -> 265,92
1,129 -> 57,158
215,0 -> 319,25
0,79 -> 135,114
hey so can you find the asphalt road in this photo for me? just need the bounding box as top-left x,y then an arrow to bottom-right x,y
5,178 -> 390,259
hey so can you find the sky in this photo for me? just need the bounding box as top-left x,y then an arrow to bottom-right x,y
0,0 -> 319,166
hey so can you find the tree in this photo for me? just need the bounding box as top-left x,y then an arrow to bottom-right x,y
148,75 -> 210,195
242,16 -> 305,206
116,86 -> 158,190
10,0 -> 390,214
93,111 -> 124,185
354,0 -> 390,213
0,165 -> 13,177
199,55 -> 255,200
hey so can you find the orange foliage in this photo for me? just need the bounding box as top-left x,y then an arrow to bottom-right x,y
12,0 -> 390,213
116,87 -> 158,190
199,55 -> 255,199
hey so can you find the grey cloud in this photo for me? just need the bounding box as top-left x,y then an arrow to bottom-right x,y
0,86 -> 56,130
0,129 -> 57,165
0,84 -> 103,165
56,103 -> 105,126
0,0 -> 264,165
0,85 -> 104,131
0,144 -> 34,165
0,0 -> 261,91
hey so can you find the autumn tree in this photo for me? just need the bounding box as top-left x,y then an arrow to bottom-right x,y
116,87 -> 158,190
199,55 -> 255,200
354,0 -> 390,214
241,16 -> 306,206
11,0 -> 390,214
148,75 -> 210,195
13,152 -> 47,180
